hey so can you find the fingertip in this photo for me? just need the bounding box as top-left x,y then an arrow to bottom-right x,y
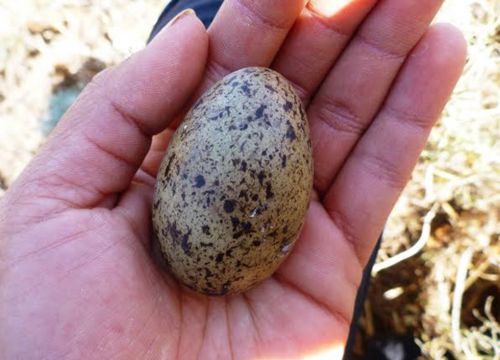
442,22 -> 468,66
176,12 -> 210,74
420,22 -> 468,71
149,9 -> 209,61
430,22 -> 467,49
151,9 -> 208,43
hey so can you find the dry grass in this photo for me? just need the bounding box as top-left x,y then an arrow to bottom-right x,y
0,1 -> 498,358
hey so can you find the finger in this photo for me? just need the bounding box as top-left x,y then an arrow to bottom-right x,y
308,0 -> 445,193
114,170 -> 156,246
11,11 -> 208,212
272,0 -> 378,102
324,24 -> 467,264
204,0 -> 307,86
141,128 -> 175,177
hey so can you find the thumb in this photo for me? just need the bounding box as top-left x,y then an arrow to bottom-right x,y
7,10 -> 208,216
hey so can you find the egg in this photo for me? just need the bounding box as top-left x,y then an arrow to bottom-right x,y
152,67 -> 313,295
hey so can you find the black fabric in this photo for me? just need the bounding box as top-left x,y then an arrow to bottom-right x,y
149,2 -> 384,358
364,335 -> 421,360
148,0 -> 224,41
343,234 -> 383,359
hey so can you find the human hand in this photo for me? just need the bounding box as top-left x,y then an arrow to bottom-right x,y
0,1 -> 466,359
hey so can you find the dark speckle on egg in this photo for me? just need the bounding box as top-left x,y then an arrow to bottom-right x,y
223,200 -> 236,213
193,175 -> 206,188
152,67 -> 313,296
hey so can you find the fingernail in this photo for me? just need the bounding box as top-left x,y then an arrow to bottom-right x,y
165,9 -> 196,29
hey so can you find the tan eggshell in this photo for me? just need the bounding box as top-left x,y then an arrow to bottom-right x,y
152,67 -> 313,295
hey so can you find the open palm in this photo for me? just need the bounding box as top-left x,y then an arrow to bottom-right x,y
0,1 -> 466,359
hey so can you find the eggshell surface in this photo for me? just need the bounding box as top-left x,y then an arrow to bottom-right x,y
153,67 -> 313,295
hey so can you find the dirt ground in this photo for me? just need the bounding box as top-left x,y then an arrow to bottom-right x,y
0,1 -> 498,359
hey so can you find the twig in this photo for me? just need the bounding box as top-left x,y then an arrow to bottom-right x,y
424,164 -> 435,202
483,297 -> 499,348
467,295 -> 500,357
464,259 -> 494,292
451,247 -> 475,356
372,203 -> 439,275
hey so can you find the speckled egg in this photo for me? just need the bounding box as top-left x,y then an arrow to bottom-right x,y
152,67 -> 313,295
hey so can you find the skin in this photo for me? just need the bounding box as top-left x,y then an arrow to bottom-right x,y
0,0 -> 466,359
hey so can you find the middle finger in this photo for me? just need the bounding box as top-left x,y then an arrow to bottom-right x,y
202,0 -> 307,89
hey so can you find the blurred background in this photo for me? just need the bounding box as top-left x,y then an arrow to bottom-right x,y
0,0 -> 498,358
